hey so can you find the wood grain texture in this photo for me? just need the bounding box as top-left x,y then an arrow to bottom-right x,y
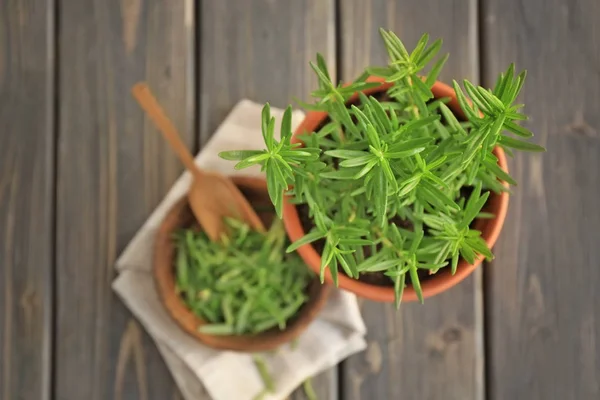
0,2 -> 54,400
200,1 -> 338,398
339,1 -> 484,399
55,0 -> 194,398
199,0 -> 336,145
482,0 -> 600,399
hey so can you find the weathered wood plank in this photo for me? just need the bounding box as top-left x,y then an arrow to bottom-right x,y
0,2 -> 54,399
482,0 -> 600,399
339,1 -> 484,399
55,0 -> 195,398
200,1 -> 337,398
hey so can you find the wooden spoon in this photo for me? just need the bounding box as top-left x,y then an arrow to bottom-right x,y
131,82 -> 265,241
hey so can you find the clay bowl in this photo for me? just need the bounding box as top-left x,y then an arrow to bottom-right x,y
282,77 -> 509,302
154,176 -> 330,352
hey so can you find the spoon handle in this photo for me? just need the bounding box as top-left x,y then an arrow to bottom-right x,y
132,82 -> 201,178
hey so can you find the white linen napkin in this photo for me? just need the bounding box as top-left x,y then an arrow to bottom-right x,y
112,99 -> 367,400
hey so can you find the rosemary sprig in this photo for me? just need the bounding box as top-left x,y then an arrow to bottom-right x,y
220,28 -> 545,307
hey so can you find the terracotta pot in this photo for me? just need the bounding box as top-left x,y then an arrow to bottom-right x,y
154,176 -> 330,351
282,77 -> 509,302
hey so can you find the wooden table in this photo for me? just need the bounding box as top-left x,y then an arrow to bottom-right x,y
2,0 -> 599,399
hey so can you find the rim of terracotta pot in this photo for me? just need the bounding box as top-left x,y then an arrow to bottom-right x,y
154,175 -> 330,351
282,76 -> 509,302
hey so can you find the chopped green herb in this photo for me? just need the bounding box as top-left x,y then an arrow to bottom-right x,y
175,218 -> 311,335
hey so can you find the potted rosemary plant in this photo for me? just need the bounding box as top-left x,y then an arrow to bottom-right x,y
220,29 -> 545,307
154,176 -> 329,351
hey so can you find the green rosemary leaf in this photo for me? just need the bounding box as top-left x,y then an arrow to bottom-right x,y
417,38 -> 442,67
367,66 -> 393,77
338,238 -> 373,246
380,159 -> 398,190
411,33 -> 430,62
286,231 -> 326,252
219,150 -> 263,161
412,75 -> 433,100
374,168 -> 389,227
410,229 -> 425,253
294,97 -> 327,111
387,69 -> 411,82
261,103 -> 272,148
461,191 -> 490,229
398,174 -> 421,197
482,154 -> 517,185
252,317 -> 280,334
453,80 -> 479,122
493,72 -> 505,97
425,53 -> 449,87
336,252 -> 354,278
425,154 -> 448,171
392,115 -> 439,139
498,135 -> 546,152
467,236 -> 494,260
266,161 -> 283,218
198,324 -> 235,335
421,181 -> 459,211
353,69 -> 370,83
496,63 -> 514,100
394,273 -> 406,309
316,53 -> 331,82
451,251 -> 460,275
235,299 -> 253,334
409,263 -> 424,304
463,80 -> 492,113
412,86 -> 429,115
281,106 -> 293,141
325,149 -> 370,159
340,155 -> 376,167
310,60 -> 333,90
505,111 -> 528,120
354,159 -> 378,179
459,242 -> 477,265
334,226 -> 370,236
253,355 -> 275,393
477,86 -> 505,111
233,153 -> 270,170
370,96 -> 393,133
335,102 -> 360,136
365,124 -> 382,149
379,28 -> 409,61
320,244 -> 334,283
339,81 -> 382,94
252,389 -> 268,400
503,120 -> 534,138
329,254 -> 339,286
303,378 -> 318,400
358,259 -> 399,272
320,169 -> 359,180
509,70 -> 527,103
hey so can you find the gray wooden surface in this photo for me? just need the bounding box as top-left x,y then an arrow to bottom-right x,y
482,0 -> 600,399
0,2 -> 54,400
54,0 -> 194,399
1,0 -> 599,399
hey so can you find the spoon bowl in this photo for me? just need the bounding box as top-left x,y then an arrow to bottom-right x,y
131,82 -> 264,240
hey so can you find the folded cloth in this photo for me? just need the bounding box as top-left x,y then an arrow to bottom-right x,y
113,99 -> 367,400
